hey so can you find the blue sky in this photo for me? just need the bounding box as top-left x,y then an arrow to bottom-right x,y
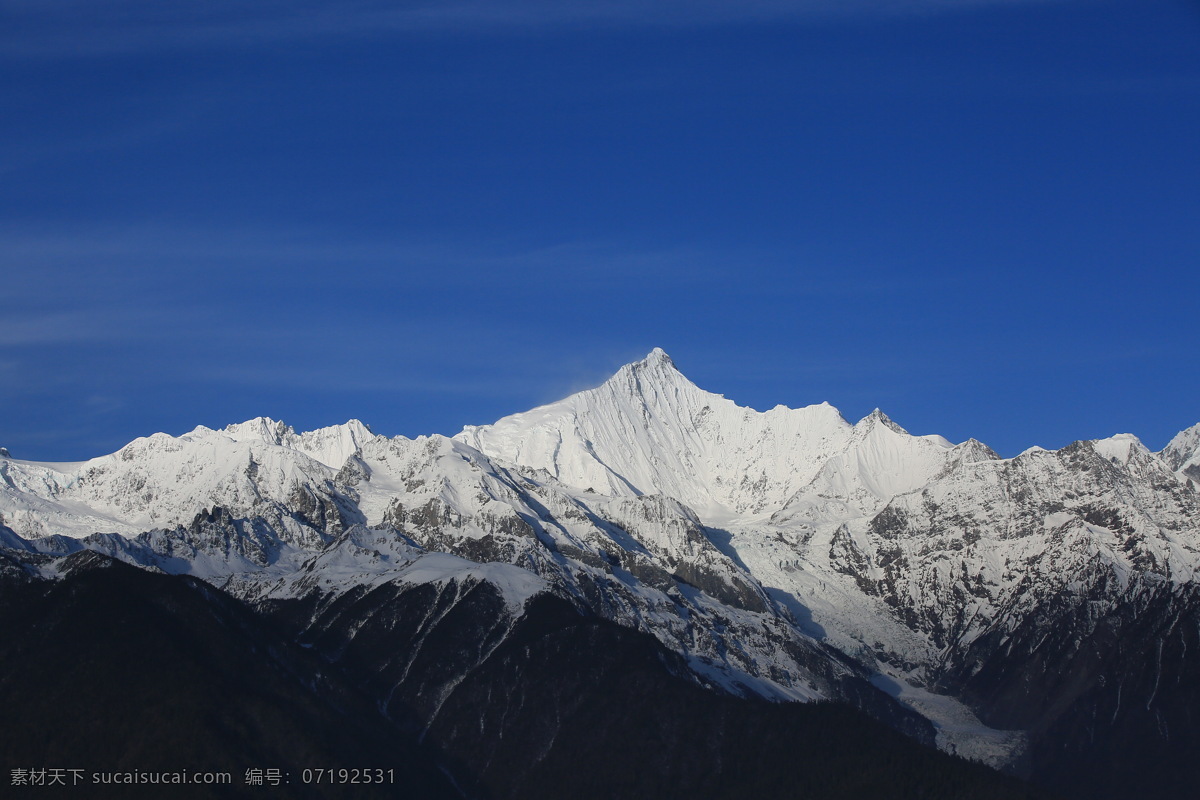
2,0 -> 1198,460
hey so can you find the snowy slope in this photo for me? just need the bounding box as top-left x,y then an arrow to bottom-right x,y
1162,422 -> 1200,484
458,349 -> 886,517
0,420 -> 376,544
204,417 -> 375,469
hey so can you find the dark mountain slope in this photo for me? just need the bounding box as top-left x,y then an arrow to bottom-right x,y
0,552 -> 1054,799
0,552 -> 459,799
949,580 -> 1200,800
265,583 -> 1054,800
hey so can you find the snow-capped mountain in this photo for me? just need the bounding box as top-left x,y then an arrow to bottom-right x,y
0,417 -> 372,543
1163,421 -> 1200,484
456,348 -> 888,517
2,348 -> 1197,798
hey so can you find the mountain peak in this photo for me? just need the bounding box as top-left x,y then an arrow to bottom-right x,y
222,416 -> 293,443
643,347 -> 674,366
458,351 -> 869,515
187,417 -> 378,469
618,347 -> 682,379
1088,433 -> 1149,466
1162,422 -> 1200,472
857,408 -> 908,435
1161,422 -> 1200,483
600,348 -> 702,404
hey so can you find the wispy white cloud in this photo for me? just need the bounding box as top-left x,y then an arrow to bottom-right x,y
193,361 -> 543,399
0,101 -> 213,176
0,0 -> 1087,58
0,312 -> 124,346
0,223 -> 750,298
0,222 -> 668,402
2,219 -> 912,287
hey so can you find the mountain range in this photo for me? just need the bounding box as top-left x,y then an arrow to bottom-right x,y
3,348 -> 1197,798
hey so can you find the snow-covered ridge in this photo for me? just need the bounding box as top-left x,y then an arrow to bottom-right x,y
1162,422 -> 1200,483
189,416 -> 376,469
455,348 -> 961,518
0,418 -> 380,540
